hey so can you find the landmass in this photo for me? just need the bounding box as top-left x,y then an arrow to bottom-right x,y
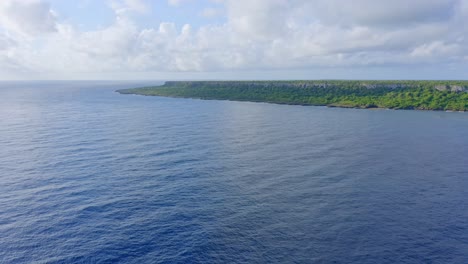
117,81 -> 468,111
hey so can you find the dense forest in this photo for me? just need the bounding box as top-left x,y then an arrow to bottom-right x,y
118,81 -> 468,111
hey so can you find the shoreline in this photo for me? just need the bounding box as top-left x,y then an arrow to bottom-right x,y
116,80 -> 468,112
116,90 -> 467,113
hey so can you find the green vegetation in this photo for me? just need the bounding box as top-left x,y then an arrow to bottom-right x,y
117,80 -> 468,111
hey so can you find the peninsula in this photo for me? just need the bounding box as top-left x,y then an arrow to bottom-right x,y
117,81 -> 468,111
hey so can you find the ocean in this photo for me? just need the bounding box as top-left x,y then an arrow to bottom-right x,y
1,81 -> 467,263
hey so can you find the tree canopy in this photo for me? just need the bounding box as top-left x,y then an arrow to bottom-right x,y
118,80 -> 468,111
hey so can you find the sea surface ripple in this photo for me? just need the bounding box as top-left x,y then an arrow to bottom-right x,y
1,81 -> 468,263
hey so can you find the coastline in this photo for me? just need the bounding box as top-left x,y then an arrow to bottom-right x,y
117,90 -> 468,113
116,80 -> 468,112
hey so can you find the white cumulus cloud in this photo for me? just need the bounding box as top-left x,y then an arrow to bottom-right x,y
0,0 -> 57,36
0,0 -> 467,79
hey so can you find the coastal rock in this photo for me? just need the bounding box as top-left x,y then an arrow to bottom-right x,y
362,83 -> 408,89
450,85 -> 464,92
435,85 -> 448,91
436,85 -> 467,92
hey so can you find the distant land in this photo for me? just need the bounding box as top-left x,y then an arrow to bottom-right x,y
117,81 -> 468,111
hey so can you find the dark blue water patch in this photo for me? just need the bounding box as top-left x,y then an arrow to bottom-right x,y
1,81 -> 468,263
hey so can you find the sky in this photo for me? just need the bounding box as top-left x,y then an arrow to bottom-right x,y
0,0 -> 467,80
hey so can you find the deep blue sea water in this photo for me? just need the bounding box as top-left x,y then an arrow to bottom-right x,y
1,81 -> 468,263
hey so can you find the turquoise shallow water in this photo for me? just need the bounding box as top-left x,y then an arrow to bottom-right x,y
1,81 -> 468,263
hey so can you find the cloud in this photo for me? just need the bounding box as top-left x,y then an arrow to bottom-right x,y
0,0 -> 467,79
123,0 -> 149,13
411,41 -> 461,59
0,0 -> 57,36
0,35 -> 16,51
226,0 -> 290,40
307,0 -> 456,27
110,0 -> 149,15
199,7 -> 222,18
